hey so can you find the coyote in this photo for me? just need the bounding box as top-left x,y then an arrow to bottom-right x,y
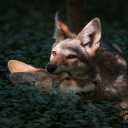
8,60 -> 95,93
45,12 -> 128,109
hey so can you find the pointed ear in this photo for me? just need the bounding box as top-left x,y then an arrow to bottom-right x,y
8,60 -> 37,73
53,12 -> 76,41
76,18 -> 101,57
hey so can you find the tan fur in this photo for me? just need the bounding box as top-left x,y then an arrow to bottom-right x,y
8,60 -> 95,93
76,18 -> 101,57
54,12 -> 76,41
45,13 -> 128,120
46,17 -> 102,78
8,60 -> 41,73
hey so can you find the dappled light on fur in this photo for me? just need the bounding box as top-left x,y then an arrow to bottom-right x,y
76,18 -> 101,57
46,13 -> 128,122
8,60 -> 96,93
1,1 -> 128,126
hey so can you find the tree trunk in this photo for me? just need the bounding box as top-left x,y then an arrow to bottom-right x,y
66,0 -> 85,34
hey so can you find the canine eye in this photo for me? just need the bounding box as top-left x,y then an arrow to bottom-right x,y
67,55 -> 76,59
52,51 -> 56,56
64,77 -> 71,81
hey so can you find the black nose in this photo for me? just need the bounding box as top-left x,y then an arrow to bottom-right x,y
92,80 -> 97,85
46,64 -> 57,73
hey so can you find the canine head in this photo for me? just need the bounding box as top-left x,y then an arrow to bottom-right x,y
8,60 -> 96,93
45,12 -> 101,79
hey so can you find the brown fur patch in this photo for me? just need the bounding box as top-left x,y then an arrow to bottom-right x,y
8,60 -> 96,94
54,12 -> 76,41
46,14 -> 128,114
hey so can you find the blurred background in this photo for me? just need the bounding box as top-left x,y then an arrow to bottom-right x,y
0,0 -> 128,79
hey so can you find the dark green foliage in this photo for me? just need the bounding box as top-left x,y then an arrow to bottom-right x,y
0,82 -> 128,128
0,0 -> 128,127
